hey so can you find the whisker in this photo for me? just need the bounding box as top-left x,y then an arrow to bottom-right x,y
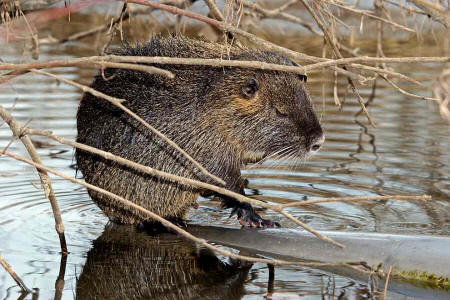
248,145 -> 293,168
266,148 -> 298,169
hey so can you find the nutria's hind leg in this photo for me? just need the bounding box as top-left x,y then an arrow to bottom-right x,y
219,181 -> 280,228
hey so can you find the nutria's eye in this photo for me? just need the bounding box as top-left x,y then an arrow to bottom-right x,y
241,78 -> 259,98
298,74 -> 307,82
275,107 -> 288,118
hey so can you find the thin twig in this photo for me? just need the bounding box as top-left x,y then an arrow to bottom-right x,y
383,0 -> 427,15
382,76 -> 439,101
0,56 -> 307,76
23,128 -> 431,247
278,195 -> 430,209
122,0 -> 446,88
0,105 -> 67,254
324,0 -> 416,32
0,60 -> 174,78
349,63 -> 421,86
204,0 -> 225,22
124,0 -> 365,81
298,0 -> 375,126
410,0 -> 450,28
88,61 -> 174,78
38,7 -> 150,45
239,0 -> 322,35
1,151 -> 359,267
382,266 -> 393,300
303,56 -> 450,72
0,254 -> 30,293
29,69 -> 225,186
2,55 -> 440,86
22,127 -> 344,248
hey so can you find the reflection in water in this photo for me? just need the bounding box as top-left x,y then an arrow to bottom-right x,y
76,225 -> 388,300
76,224 -> 251,300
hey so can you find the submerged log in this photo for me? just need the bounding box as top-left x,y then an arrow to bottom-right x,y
188,225 -> 450,298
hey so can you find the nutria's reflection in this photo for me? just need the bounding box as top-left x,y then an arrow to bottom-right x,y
76,224 -> 252,300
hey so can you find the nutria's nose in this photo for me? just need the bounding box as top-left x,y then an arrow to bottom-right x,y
310,134 -> 325,152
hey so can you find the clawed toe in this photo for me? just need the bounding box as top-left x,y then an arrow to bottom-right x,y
235,207 -> 280,228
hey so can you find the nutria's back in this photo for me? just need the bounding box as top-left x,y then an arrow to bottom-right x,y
76,37 -> 324,226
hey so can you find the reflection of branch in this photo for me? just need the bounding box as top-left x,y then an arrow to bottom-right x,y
0,106 -> 68,254
0,254 -> 30,294
54,254 -> 67,300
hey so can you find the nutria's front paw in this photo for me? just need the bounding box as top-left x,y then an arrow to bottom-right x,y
231,207 -> 280,228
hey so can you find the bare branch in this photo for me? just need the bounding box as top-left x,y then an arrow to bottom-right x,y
0,56 -> 307,76
29,69 -> 226,186
410,0 -> 450,28
22,126 -> 344,248
0,254 -> 30,293
1,151 -> 358,266
239,0 -> 322,35
0,105 -> 67,254
303,56 -> 450,72
278,195 -> 430,209
124,0 -> 365,81
324,0 -> 416,32
298,0 -> 375,126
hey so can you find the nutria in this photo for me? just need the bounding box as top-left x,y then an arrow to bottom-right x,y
76,36 -> 324,228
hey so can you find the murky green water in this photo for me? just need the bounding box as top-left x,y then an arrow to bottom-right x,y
0,4 -> 449,300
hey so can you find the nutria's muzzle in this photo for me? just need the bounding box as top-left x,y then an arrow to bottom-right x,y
310,134 -> 325,152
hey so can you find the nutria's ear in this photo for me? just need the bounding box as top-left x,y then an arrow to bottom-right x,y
241,78 -> 259,99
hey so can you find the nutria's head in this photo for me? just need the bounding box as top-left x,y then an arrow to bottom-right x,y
202,52 -> 324,164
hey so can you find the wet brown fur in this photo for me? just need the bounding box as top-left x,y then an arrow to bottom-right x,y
76,37 -> 323,225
